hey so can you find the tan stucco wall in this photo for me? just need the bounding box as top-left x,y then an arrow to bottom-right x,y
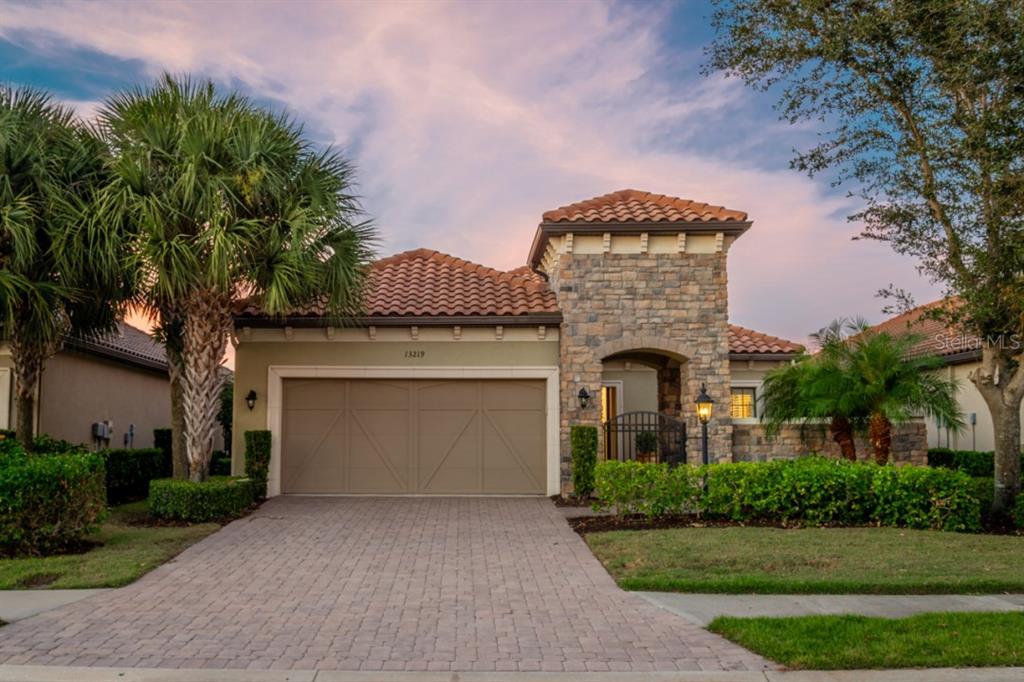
231,334 -> 559,473
37,350 -> 170,448
928,361 -> 1024,452
601,363 -> 658,414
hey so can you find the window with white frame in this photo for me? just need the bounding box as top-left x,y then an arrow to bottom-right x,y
730,386 -> 757,419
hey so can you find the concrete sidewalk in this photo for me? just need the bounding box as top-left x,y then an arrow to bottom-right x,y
0,591 -> 110,624
638,592 -> 1024,626
1,665 -> 1023,681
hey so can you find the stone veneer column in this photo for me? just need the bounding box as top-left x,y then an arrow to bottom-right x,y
550,250 -> 733,492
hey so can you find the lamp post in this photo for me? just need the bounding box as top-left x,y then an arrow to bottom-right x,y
695,383 -> 714,465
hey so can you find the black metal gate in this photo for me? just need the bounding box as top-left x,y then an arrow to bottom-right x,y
604,411 -> 687,465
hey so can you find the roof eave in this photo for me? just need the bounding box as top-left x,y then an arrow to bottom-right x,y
728,351 -> 801,362
234,313 -> 564,329
528,220 -> 753,267
65,338 -> 169,373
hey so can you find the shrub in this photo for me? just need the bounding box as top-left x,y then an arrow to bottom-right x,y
927,448 -> 1024,478
870,465 -> 980,532
571,425 -> 598,498
594,457 -> 982,532
101,448 -> 170,504
1013,494 -> 1024,529
154,428 -> 172,461
635,431 -> 659,454
703,458 -> 876,526
244,430 -> 271,498
0,448 -> 107,556
593,460 -> 703,518
209,450 -> 232,476
148,477 -> 257,522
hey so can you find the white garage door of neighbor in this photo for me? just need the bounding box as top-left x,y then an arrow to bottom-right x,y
281,378 -> 547,494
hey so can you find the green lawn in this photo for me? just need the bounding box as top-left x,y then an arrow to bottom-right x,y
584,526 -> 1024,593
0,502 -> 220,589
709,612 -> 1024,669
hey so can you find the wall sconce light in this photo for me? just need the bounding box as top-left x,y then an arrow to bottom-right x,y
245,390 -> 258,410
577,387 -> 591,409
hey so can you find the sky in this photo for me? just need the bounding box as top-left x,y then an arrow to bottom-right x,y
0,0 -> 943,348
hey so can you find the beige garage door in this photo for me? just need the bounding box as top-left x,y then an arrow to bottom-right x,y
281,379 -> 547,494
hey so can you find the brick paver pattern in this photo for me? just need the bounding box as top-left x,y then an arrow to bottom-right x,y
0,497 -> 772,672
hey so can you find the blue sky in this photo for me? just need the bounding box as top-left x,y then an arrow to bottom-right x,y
0,0 -> 941,344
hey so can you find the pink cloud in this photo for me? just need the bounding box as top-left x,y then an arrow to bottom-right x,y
0,0 -> 941,349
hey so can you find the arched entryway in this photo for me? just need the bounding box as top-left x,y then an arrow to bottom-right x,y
599,343 -> 689,464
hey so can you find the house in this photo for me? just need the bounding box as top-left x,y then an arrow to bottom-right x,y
870,300 -> 1024,452
231,189 -> 917,497
0,322 -> 171,449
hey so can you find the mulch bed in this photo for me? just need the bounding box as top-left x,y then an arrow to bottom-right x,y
549,494 -> 592,508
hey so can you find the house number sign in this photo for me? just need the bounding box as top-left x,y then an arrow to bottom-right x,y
404,350 -> 426,359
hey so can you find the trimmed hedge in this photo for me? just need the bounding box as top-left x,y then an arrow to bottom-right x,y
571,425 -> 598,498
148,477 -> 258,523
209,450 -> 231,476
101,448 -> 170,504
244,430 -> 271,498
0,449 -> 107,556
594,460 -> 703,518
927,448 -> 1024,478
1013,494 -> 1024,529
594,457 -> 981,532
154,428 -> 172,460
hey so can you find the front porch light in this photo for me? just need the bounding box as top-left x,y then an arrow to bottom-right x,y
695,383 -> 714,424
577,387 -> 591,409
245,390 -> 258,410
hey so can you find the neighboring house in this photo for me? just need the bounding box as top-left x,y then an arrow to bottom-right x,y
0,322 -> 171,449
232,189 -> 827,496
870,300 -> 1024,452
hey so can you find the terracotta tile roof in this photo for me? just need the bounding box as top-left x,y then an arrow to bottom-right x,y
70,322 -> 168,370
542,189 -> 748,224
728,325 -> 804,355
236,249 -> 560,320
867,299 -> 975,359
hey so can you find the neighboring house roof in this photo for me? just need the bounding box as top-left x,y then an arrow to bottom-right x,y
728,325 -> 805,356
541,189 -> 748,224
867,299 -> 978,362
69,321 -> 168,372
236,248 -> 561,324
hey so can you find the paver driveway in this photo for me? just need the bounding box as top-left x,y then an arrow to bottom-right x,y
0,497 -> 771,673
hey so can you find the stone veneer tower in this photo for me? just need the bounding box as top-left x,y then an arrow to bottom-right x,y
526,190 -> 751,489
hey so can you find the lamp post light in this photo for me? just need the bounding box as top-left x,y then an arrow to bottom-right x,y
695,383 -> 714,466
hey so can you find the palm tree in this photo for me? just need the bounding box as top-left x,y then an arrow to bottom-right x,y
761,319 -> 964,465
760,353 -> 864,460
842,330 -> 964,464
0,86 -> 127,448
96,75 -> 375,481
761,318 -> 870,460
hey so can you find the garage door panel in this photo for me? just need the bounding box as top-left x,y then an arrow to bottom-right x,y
283,380 -> 347,409
482,380 -> 545,408
281,378 -> 546,494
282,433 -> 347,493
349,380 -> 411,409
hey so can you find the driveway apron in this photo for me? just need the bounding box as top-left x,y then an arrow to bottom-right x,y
0,497 -> 771,673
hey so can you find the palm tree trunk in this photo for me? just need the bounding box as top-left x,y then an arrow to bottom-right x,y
159,306 -> 189,479
168,351 -> 188,480
181,290 -> 231,482
10,331 -> 44,451
868,412 -> 892,465
829,416 -> 857,461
